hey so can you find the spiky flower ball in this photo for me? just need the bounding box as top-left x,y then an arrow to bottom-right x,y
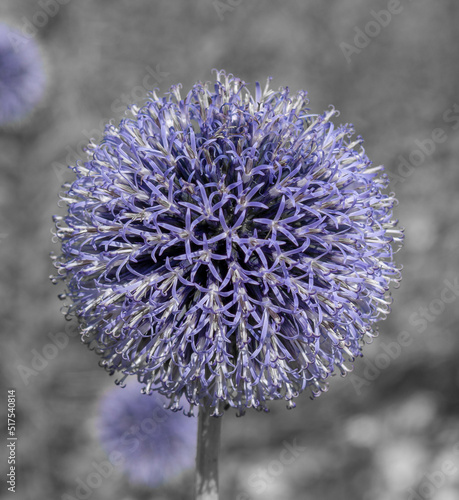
52,71 -> 403,416
98,384 -> 196,486
0,24 -> 45,125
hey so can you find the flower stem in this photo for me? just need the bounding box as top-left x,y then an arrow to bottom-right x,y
195,406 -> 222,500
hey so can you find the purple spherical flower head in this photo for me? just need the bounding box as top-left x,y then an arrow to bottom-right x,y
0,24 -> 45,125
52,70 -> 403,416
97,384 -> 196,486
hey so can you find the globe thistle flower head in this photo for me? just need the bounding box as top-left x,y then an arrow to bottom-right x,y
97,384 -> 196,486
53,70 -> 403,416
0,23 -> 46,125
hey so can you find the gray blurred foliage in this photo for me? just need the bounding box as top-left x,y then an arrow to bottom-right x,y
1,0 -> 459,499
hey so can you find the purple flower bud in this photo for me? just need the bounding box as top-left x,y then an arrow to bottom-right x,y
97,384 -> 196,486
53,70 -> 403,416
0,24 -> 45,125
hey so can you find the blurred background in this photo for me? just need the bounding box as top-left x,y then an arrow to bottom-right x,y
1,0 -> 458,499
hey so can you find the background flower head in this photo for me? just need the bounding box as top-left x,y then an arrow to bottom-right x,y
0,23 -> 46,125
53,70 -> 403,416
97,384 -> 196,487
